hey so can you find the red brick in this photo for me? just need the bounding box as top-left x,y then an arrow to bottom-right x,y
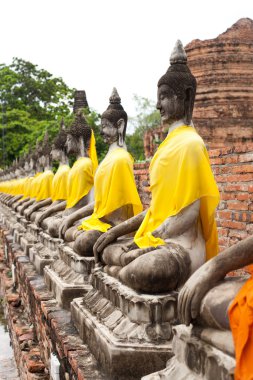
210,157 -> 224,165
220,192 -> 236,201
226,174 -> 253,182
225,155 -> 239,164
220,220 -> 246,230
217,227 -> 229,236
227,201 -> 248,211
223,184 -> 249,192
237,193 -> 251,201
232,164 -> 253,174
217,210 -> 232,219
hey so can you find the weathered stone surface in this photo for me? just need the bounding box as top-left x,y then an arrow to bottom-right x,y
44,259 -> 91,309
71,270 -> 177,379
143,325 -> 235,380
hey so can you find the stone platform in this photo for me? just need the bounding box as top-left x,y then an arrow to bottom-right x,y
143,325 -> 235,380
44,244 -> 94,309
71,270 -> 177,379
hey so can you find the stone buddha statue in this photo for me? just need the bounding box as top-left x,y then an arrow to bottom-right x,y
24,132 -> 54,221
178,237 -> 253,329
177,236 -> 253,379
47,110 -> 96,238
11,153 -> 35,210
93,41 -> 220,294
6,159 -> 26,207
58,88 -> 142,256
13,153 -> 36,208
16,150 -> 39,214
34,120 -> 70,230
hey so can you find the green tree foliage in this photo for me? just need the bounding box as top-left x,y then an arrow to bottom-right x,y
0,58 -> 74,166
126,95 -> 160,161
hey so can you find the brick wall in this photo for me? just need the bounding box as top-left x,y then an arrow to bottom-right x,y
134,144 -> 253,252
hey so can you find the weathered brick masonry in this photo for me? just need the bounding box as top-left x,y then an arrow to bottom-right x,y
134,144 -> 253,252
0,230 -> 106,380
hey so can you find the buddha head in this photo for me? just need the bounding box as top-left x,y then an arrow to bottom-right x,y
101,88 -> 127,147
24,153 -> 30,173
39,131 -> 51,169
156,40 -> 197,126
66,110 -> 92,156
51,119 -> 68,161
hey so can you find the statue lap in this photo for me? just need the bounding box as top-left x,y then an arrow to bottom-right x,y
102,241 -> 191,293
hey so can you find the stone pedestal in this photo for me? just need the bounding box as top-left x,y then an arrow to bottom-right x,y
29,242 -> 57,275
71,270 -> 176,379
44,245 -> 94,309
142,325 -> 235,380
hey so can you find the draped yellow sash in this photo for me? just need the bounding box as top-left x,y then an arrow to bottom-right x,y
35,170 -> 54,201
29,172 -> 43,198
79,148 -> 143,233
134,125 -> 220,260
66,157 -> 94,209
51,164 -> 70,201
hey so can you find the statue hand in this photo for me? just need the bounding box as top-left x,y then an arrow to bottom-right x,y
93,230 -> 117,261
36,212 -> 46,227
58,219 -> 71,239
178,262 -> 217,326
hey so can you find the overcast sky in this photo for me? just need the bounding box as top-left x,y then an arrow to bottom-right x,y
1,0 -> 252,131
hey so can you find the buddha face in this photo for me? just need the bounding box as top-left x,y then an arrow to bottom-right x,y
24,161 -> 29,172
65,134 -> 79,155
101,118 -> 118,145
156,84 -> 185,124
39,154 -> 47,168
51,146 -> 62,161
29,158 -> 35,170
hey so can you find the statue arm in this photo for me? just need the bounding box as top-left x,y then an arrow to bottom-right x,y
93,210 -> 147,256
9,194 -> 23,206
36,200 -> 66,226
178,235 -> 253,326
14,196 -> 30,210
20,198 -> 36,214
152,200 -> 200,239
58,202 -> 95,238
26,198 -> 52,219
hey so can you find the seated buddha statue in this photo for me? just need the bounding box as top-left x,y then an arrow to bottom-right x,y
47,110 -> 97,238
178,236 -> 253,379
58,88 -> 143,256
93,41 -> 220,294
24,132 -> 54,221
11,153 -> 35,210
7,158 -> 27,207
16,150 -> 40,215
34,120 -> 70,230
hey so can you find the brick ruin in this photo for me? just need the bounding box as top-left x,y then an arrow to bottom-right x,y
144,18 -> 253,158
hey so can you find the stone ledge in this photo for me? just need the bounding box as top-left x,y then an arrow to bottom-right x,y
72,296 -> 173,379
143,325 -> 235,380
44,262 -> 91,309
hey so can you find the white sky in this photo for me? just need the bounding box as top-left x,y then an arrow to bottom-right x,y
1,0 -> 253,132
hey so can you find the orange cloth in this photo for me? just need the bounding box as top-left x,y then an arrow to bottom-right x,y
229,268 -> 253,380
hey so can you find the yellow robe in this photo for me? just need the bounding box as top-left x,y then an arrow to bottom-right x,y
134,125 -> 220,260
79,148 -> 143,232
66,157 -> 94,209
29,172 -> 43,198
35,170 -> 54,201
229,266 -> 253,380
51,164 -> 70,201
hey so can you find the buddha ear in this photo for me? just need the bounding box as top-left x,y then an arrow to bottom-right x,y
117,118 -> 125,147
184,87 -> 194,125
